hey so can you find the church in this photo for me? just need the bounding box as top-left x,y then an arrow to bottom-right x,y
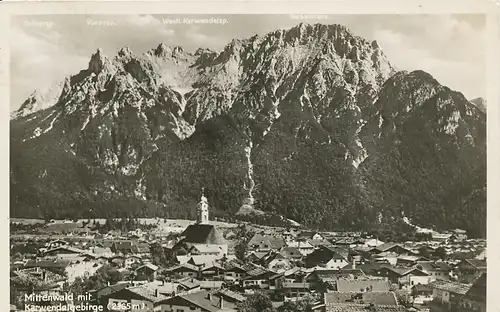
173,189 -> 228,258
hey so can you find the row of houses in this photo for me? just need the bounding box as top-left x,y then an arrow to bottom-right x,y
10,196 -> 486,312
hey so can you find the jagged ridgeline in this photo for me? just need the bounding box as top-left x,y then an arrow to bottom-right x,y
10,23 -> 486,236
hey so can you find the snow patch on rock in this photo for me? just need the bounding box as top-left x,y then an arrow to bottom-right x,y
444,110 -> 461,135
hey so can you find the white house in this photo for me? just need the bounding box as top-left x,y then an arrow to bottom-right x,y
285,241 -> 315,255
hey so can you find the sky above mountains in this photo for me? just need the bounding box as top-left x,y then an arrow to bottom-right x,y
10,14 -> 486,111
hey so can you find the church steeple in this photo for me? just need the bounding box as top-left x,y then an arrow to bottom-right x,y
197,188 -> 209,224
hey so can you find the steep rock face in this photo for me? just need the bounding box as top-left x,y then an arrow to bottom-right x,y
358,71 -> 486,235
470,97 -> 487,113
12,81 -> 66,119
10,23 -> 486,236
11,45 -> 198,217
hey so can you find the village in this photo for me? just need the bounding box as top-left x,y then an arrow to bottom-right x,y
10,193 -> 486,312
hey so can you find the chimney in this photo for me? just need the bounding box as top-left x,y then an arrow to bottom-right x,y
207,293 -> 212,301
155,289 -> 159,297
219,297 -> 224,309
353,258 -> 356,270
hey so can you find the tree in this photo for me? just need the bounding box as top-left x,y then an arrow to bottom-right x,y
418,246 -> 431,259
103,217 -> 115,232
151,242 -> 175,267
415,232 -> 432,242
65,264 -> 123,299
237,292 -> 276,312
234,224 -> 254,261
278,295 -> 315,312
235,240 -> 248,261
434,247 -> 447,260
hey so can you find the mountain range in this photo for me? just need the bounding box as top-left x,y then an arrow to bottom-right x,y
10,23 -> 486,237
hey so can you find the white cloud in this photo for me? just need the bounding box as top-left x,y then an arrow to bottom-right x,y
184,25 -> 228,51
9,14 -> 486,111
372,19 -> 485,100
10,26 -> 89,109
124,15 -> 175,37
127,14 -> 162,27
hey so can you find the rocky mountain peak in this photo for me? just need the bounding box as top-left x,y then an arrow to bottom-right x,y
11,81 -> 65,119
470,97 -> 487,113
152,43 -> 190,60
88,48 -> 113,75
195,47 -> 214,56
10,23 -> 486,237
279,23 -> 355,47
172,46 -> 184,56
377,70 -> 444,111
117,47 -> 134,58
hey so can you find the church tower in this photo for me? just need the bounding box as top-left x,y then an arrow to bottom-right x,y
197,188 -> 209,224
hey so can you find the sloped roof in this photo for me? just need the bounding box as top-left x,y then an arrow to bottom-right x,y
325,291 -> 398,306
190,244 -> 224,253
310,239 -> 335,247
180,224 -> 226,245
428,280 -> 471,295
136,263 -> 159,272
121,286 -> 167,303
416,261 -> 451,272
169,263 -> 199,273
282,282 -> 311,289
337,280 -> 391,292
216,289 -> 246,303
269,237 -> 286,249
280,247 -> 303,259
246,267 -> 270,277
140,281 -> 178,294
90,247 -> 113,254
333,237 -> 365,245
313,269 -> 367,282
178,278 -> 202,289
412,283 -> 433,293
286,241 -> 314,249
199,281 -> 225,289
298,231 -> 322,239
325,303 -> 406,312
224,260 -> 255,273
96,240 -> 114,248
305,246 -> 348,266
349,263 -> 393,275
201,262 -> 225,272
132,243 -> 150,254
24,259 -> 71,269
377,266 -> 428,277
177,255 -> 220,266
243,269 -> 279,280
248,234 -> 286,250
264,252 -> 288,264
463,259 -> 487,269
465,273 -> 486,302
247,251 -> 269,260
156,290 -> 237,312
44,246 -> 85,255
284,267 -> 303,275
372,243 -> 399,252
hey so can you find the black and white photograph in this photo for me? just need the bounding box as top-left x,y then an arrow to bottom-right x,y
8,13 -> 488,312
